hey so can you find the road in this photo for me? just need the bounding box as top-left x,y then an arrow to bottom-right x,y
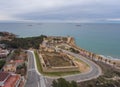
45,50 -> 102,85
25,51 -> 46,87
62,50 -> 102,82
25,50 -> 101,87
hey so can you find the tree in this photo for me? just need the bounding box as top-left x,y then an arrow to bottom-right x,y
71,81 -> 78,87
113,62 -> 116,67
100,57 -> 103,62
52,78 -> 78,87
0,60 -> 6,69
91,53 -> 95,60
108,60 -> 111,64
14,49 -> 21,56
52,80 -> 58,87
1,35 -> 47,49
104,59 -> 108,63
97,56 -> 100,61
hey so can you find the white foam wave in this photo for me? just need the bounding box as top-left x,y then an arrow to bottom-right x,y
99,55 -> 120,60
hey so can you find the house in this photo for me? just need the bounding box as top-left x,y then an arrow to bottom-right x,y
0,72 -> 21,87
0,44 -> 6,49
0,48 -> 9,58
0,72 -> 10,86
14,60 -> 24,67
3,63 -> 16,72
3,60 -> 24,72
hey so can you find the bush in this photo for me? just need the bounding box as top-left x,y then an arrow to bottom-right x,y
52,78 -> 78,87
0,60 -> 6,69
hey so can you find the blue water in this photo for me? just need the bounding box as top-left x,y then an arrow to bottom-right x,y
0,23 -> 120,59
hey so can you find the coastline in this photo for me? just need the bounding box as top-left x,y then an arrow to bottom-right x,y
69,37 -> 120,68
99,55 -> 120,68
1,31 -> 120,68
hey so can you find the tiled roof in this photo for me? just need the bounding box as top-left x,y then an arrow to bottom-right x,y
15,60 -> 24,63
3,75 -> 20,87
0,72 -> 21,87
0,72 -> 10,82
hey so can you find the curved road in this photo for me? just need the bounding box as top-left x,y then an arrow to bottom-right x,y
46,50 -> 102,84
61,50 -> 102,82
25,50 -> 102,87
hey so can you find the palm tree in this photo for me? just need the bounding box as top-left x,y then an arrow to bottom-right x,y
104,59 -> 108,63
91,53 -> 95,60
100,57 -> 103,61
108,60 -> 111,64
89,53 -> 91,58
113,62 -> 116,67
98,56 -> 101,61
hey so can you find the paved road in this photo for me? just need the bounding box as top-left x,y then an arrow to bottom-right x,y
25,50 -> 101,87
45,50 -> 102,85
63,50 -> 102,82
25,51 -> 46,87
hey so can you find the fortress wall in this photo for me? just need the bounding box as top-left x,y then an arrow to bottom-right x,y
42,66 -> 79,72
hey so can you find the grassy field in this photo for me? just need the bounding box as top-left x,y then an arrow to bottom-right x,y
34,50 -> 43,73
34,50 -> 81,76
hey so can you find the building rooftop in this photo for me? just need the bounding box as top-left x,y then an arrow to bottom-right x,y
0,72 -> 21,87
0,72 -> 10,82
14,60 -> 24,63
3,74 -> 20,87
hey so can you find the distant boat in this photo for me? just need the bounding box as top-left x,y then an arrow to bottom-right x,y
37,23 -> 43,25
76,24 -> 81,27
28,24 -> 32,26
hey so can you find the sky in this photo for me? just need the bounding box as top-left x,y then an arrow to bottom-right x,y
0,0 -> 120,23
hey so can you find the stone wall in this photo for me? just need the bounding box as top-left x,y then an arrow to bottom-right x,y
42,65 -> 79,72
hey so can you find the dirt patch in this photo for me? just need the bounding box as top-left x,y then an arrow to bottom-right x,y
42,52 -> 75,67
76,61 -> 90,73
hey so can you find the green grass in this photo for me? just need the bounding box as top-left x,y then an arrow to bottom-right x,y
34,50 -> 43,73
0,59 -> 6,69
43,71 -> 80,77
34,50 -> 80,77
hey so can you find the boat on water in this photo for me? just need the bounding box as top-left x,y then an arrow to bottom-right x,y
28,24 -> 32,26
76,24 -> 81,27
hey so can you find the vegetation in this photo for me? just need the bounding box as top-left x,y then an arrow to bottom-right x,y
12,49 -> 28,61
0,32 -> 15,37
78,61 -> 120,87
16,63 -> 27,76
14,49 -> 21,56
70,47 -> 79,54
34,50 -> 43,73
43,71 -> 80,77
52,78 -> 78,87
11,49 -> 28,76
0,59 -> 6,69
0,35 -> 47,49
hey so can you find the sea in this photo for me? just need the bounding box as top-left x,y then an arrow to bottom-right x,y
0,23 -> 120,59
